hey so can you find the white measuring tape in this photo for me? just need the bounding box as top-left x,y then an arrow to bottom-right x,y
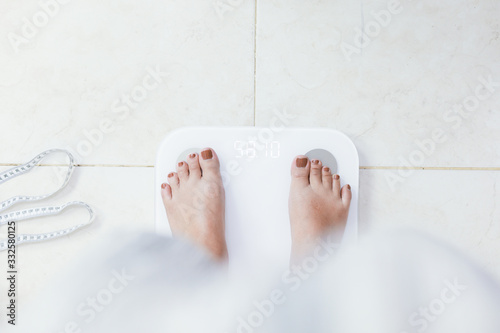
0,149 -> 95,251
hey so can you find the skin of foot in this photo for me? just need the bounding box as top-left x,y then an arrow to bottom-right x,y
289,156 -> 352,261
161,148 -> 228,261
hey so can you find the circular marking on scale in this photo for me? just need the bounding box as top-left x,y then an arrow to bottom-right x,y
176,148 -> 202,164
305,149 -> 338,173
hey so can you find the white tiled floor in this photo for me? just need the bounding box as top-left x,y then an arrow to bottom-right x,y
0,0 -> 255,165
255,0 -> 500,167
0,0 -> 499,308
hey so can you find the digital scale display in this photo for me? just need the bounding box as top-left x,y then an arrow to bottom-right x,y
234,141 -> 281,159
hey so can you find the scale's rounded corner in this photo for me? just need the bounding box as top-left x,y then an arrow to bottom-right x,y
155,127 -> 196,165
156,127 -> 187,153
341,131 -> 360,169
317,127 -> 360,168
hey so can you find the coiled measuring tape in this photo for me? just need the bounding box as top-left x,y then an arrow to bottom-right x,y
0,149 -> 95,251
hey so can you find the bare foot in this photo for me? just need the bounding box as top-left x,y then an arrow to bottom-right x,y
289,156 -> 351,260
161,148 -> 228,261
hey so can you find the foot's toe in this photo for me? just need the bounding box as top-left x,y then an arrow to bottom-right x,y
161,183 -> 172,202
199,148 -> 221,179
341,184 -> 352,207
322,167 -> 333,189
291,155 -> 310,186
167,172 -> 180,190
177,161 -> 189,181
309,159 -> 323,187
187,153 -> 202,179
332,174 -> 341,197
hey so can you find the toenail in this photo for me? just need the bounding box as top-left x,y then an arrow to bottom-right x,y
347,184 -> 351,190
178,162 -> 184,167
168,173 -> 174,178
312,159 -> 319,165
201,149 -> 213,160
324,167 -> 330,172
161,183 -> 167,189
296,158 -> 308,168
334,174 -> 340,180
189,153 -> 196,159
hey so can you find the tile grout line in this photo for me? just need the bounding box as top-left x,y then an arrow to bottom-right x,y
0,164 -> 155,168
0,164 -> 499,171
360,166 -> 500,171
253,0 -> 257,126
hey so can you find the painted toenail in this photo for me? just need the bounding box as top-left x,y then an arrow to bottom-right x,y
312,159 -> 319,165
324,167 -> 330,172
334,174 -> 340,180
178,162 -> 184,167
201,150 -> 213,160
296,158 -> 308,168
189,153 -> 196,158
168,173 -> 174,178
347,184 -> 351,190
161,183 -> 167,189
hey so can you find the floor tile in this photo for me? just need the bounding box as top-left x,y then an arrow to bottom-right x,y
256,0 -> 500,167
0,166 -> 154,301
359,169 -> 500,279
0,0 -> 255,166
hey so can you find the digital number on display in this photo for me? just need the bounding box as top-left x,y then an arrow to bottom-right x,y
234,141 -> 280,159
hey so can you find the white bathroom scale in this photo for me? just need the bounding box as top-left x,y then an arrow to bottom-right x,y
155,127 -> 358,278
